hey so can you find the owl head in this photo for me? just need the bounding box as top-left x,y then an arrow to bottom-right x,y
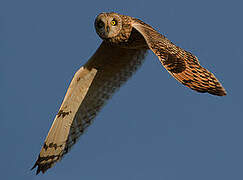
95,12 -> 123,39
94,12 -> 133,44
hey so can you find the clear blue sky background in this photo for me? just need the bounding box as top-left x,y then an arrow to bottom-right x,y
1,0 -> 242,180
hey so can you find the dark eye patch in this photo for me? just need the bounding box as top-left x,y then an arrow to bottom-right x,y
96,20 -> 104,28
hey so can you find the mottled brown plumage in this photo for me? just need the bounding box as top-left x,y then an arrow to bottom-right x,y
132,18 -> 226,96
32,12 -> 226,174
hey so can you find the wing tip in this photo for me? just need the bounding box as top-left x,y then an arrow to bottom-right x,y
210,86 -> 227,96
31,155 -> 52,175
31,162 -> 50,175
193,85 -> 227,96
205,86 -> 227,96
31,162 -> 43,175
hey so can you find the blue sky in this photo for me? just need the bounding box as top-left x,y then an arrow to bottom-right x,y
1,0 -> 243,180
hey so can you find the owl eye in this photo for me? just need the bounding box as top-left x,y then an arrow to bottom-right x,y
110,19 -> 117,26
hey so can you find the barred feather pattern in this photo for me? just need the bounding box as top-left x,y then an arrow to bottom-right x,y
64,44 -> 147,154
32,42 -> 147,174
132,19 -> 226,96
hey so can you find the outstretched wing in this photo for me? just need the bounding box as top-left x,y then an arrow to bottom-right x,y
132,19 -> 226,96
32,42 -> 147,174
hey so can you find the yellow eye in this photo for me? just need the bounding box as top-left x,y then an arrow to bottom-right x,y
110,20 -> 117,26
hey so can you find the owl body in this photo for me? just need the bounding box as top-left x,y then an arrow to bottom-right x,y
32,12 -> 226,174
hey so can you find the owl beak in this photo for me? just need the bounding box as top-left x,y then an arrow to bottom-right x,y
106,25 -> 110,33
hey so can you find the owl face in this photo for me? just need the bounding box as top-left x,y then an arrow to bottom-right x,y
95,13 -> 123,40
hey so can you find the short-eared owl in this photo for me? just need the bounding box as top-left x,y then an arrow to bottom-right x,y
32,12 -> 226,174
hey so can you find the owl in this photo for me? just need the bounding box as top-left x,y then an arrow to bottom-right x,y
32,12 -> 226,174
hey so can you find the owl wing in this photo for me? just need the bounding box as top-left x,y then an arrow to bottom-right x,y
32,42 -> 147,174
132,19 -> 226,96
